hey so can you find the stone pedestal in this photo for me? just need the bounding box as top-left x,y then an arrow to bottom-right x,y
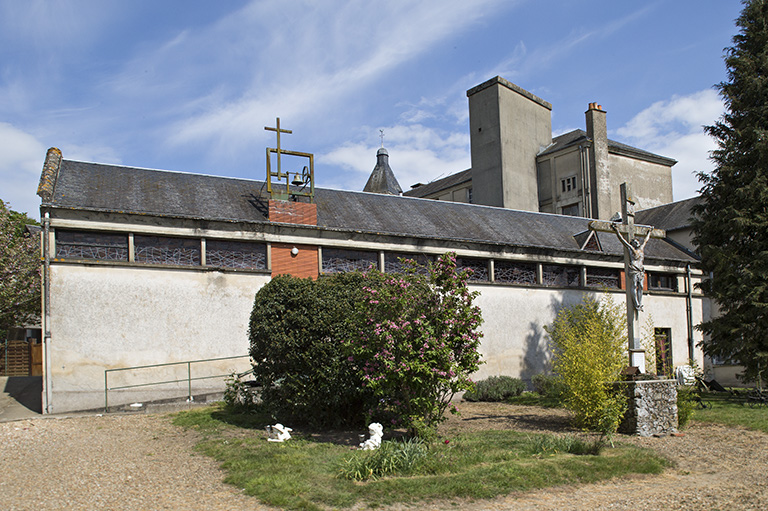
618,379 -> 678,436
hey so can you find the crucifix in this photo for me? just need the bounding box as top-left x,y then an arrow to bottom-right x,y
589,183 -> 666,373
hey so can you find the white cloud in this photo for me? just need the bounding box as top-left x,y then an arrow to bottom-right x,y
0,123 -> 47,217
0,122 -> 122,219
158,0 -> 505,151
322,124 -> 470,191
615,89 -> 723,201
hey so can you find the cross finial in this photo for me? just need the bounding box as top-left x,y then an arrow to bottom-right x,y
379,129 -> 385,148
265,117 -> 292,177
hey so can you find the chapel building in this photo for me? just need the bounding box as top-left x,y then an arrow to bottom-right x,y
34,77 -> 714,414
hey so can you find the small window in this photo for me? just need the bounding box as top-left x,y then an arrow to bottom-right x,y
542,265 -> 580,288
561,203 -> 580,216
206,240 -> 267,270
322,248 -> 377,274
494,261 -> 536,285
456,257 -> 489,281
134,235 -> 201,266
560,176 -> 577,193
586,267 -> 620,289
649,273 -> 678,292
55,230 -> 128,261
384,252 -> 433,274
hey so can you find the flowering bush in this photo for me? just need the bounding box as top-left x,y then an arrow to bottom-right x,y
545,295 -> 627,437
346,253 -> 483,438
0,201 -> 40,339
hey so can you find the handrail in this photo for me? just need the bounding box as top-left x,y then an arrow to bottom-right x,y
105,355 -> 250,412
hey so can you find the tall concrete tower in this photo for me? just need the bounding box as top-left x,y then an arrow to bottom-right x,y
467,76 -> 552,211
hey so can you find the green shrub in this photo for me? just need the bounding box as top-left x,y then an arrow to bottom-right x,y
676,385 -> 696,429
248,253 -> 484,436
248,273 -> 374,428
338,438 -> 429,481
545,295 -> 628,437
526,434 -> 604,456
463,376 -> 526,402
223,372 -> 259,413
531,373 -> 566,400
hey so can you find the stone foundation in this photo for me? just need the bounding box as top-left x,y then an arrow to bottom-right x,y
618,379 -> 678,436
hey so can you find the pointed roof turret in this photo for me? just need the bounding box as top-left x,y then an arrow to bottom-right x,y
363,147 -> 403,195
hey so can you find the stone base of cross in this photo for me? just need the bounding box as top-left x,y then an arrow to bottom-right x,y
589,183 -> 666,374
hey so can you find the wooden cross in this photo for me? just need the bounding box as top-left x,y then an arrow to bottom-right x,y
589,183 -> 666,372
265,117 -> 292,180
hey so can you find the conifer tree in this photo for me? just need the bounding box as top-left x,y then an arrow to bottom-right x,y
692,0 -> 768,383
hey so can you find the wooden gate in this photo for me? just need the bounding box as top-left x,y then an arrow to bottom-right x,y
1,340 -> 42,376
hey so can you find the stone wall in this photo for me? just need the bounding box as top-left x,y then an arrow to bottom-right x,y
618,379 -> 678,436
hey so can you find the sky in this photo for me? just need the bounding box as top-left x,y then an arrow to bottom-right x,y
0,0 -> 744,219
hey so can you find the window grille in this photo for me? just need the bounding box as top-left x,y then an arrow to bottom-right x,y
206,240 -> 267,270
542,264 -> 580,287
384,252 -> 433,274
134,235 -> 200,266
55,230 -> 128,261
456,257 -> 489,281
586,267 -> 620,289
494,261 -> 536,285
322,248 -> 377,273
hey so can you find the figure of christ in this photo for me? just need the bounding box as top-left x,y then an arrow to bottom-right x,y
612,224 -> 652,312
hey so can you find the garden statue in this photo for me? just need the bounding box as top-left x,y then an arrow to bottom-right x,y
359,422 -> 383,450
266,423 -> 292,442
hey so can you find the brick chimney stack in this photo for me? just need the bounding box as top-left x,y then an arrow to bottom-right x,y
585,103 -> 610,219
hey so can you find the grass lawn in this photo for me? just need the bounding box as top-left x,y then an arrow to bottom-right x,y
173,404 -> 667,511
691,390 -> 768,433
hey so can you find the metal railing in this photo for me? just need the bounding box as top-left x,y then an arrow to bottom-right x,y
104,355 -> 250,412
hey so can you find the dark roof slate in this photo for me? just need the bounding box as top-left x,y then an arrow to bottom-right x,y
636,196 -> 701,232
403,168 -> 471,198
539,130 -> 677,166
44,159 -> 695,263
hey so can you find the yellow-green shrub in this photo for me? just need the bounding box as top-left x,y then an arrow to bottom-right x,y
545,296 -> 627,435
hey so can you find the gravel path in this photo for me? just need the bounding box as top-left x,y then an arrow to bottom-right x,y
1,404 -> 766,510
0,413 -> 270,511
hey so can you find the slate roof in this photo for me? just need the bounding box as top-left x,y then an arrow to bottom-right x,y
403,168 -> 471,198
636,196 -> 701,232
539,129 -> 677,166
363,148 -> 403,195
41,159 -> 696,264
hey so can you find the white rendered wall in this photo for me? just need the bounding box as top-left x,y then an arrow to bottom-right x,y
47,264 -> 269,413
471,284 -> 705,384
47,263 -> 704,411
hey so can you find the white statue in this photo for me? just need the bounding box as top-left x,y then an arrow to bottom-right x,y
266,423 -> 292,442
359,422 -> 383,450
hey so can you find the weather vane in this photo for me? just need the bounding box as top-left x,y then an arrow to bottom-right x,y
264,117 -> 315,202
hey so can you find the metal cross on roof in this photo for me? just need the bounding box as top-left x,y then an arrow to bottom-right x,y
264,117 -> 315,202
